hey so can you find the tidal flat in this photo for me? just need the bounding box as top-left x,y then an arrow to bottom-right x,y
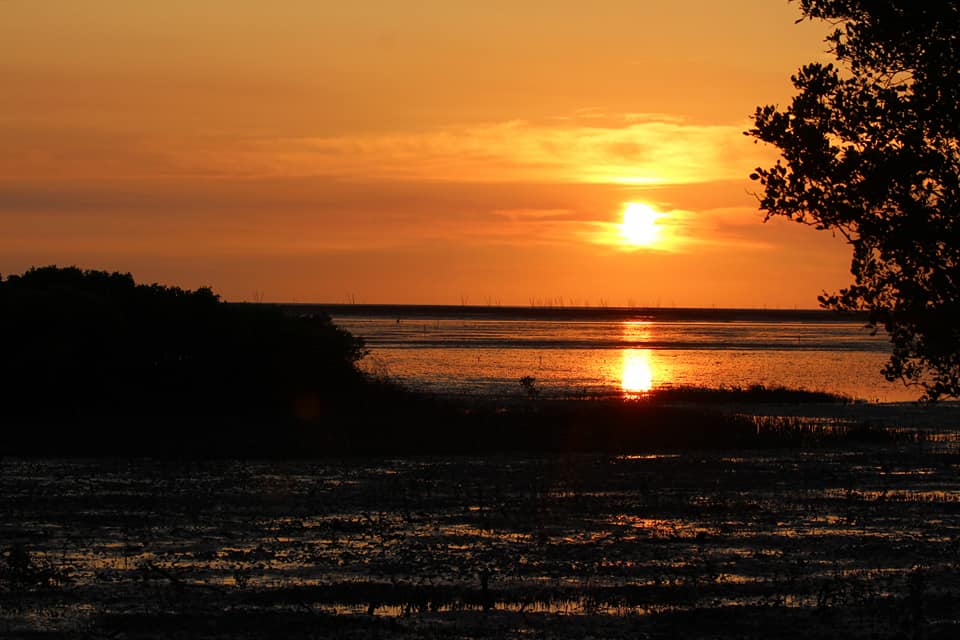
3,441 -> 960,639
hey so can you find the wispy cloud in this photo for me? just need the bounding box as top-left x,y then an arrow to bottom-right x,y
1,114 -> 774,186
583,204 -> 775,254
0,174 -> 781,258
228,117 -> 771,185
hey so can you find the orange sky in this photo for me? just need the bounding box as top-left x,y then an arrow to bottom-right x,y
1,1 -> 848,307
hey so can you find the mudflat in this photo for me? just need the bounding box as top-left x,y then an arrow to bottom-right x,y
3,440 -> 960,639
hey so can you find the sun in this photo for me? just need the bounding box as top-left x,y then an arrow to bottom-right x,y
620,202 -> 661,247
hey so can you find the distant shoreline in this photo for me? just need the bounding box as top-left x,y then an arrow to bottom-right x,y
279,303 -> 869,324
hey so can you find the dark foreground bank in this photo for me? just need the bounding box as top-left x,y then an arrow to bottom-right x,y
3,446 -> 960,640
0,266 -> 914,458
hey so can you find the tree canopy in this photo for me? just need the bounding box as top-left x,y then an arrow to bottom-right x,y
0,266 -> 367,452
747,1 -> 960,400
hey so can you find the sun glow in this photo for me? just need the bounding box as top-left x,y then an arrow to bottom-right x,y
621,349 -> 654,396
620,202 -> 662,247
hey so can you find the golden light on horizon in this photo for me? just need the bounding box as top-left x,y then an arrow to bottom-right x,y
621,349 -> 654,396
622,319 -> 652,344
0,2 -> 850,308
621,202 -> 663,247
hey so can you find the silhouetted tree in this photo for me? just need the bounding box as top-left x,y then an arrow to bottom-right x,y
0,266 -> 367,452
748,1 -> 960,400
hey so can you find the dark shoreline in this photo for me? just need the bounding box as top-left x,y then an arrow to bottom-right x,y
282,303 -> 869,324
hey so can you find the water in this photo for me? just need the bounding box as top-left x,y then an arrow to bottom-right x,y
323,305 -> 916,403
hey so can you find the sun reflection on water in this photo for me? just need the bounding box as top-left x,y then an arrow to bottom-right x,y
621,320 -> 652,345
621,349 -> 654,396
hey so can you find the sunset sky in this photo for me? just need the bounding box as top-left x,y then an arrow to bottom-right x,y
1,1 -> 849,307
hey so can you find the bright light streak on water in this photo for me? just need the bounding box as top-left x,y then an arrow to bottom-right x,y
621,349 -> 653,396
330,308 -> 915,402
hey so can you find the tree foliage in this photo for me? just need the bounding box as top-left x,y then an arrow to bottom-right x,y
748,1 -> 960,400
0,266 -> 367,450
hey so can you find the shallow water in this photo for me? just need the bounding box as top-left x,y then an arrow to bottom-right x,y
330,307 -> 913,402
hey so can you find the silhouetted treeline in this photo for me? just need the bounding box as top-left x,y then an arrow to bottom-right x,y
0,266 -> 366,455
